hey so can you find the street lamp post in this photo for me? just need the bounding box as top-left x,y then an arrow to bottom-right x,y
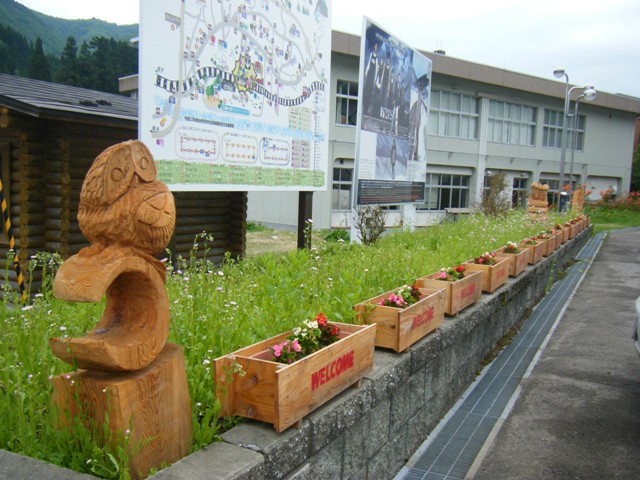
568,87 -> 596,194
553,68 -> 569,210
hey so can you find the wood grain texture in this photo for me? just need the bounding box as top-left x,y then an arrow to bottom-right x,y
51,343 -> 192,480
50,140 -> 174,371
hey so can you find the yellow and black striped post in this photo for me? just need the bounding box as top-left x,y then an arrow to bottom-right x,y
0,178 -> 26,300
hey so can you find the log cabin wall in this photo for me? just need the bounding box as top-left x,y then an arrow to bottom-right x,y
0,108 -> 136,293
171,191 -> 247,264
0,109 -> 247,295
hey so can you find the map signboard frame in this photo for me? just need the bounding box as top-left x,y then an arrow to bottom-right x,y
139,0 -> 332,192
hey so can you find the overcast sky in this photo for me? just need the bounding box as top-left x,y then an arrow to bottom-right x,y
16,0 -> 640,98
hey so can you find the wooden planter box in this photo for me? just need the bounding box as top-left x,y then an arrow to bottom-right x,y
564,223 -> 575,240
553,232 -> 563,250
417,270 -> 483,316
522,241 -> 545,265
570,223 -> 579,238
560,225 -> 570,243
463,257 -> 510,293
353,287 -> 446,352
539,237 -> 555,256
571,219 -> 581,234
493,247 -> 530,277
214,322 -> 376,432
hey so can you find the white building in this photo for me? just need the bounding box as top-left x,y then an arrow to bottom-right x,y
248,30 -> 640,230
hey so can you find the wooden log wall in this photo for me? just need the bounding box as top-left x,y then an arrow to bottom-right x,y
1,108 -> 248,295
1,110 -> 48,293
171,191 -> 247,264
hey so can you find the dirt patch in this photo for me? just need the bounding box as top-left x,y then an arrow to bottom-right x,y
246,229 -> 299,257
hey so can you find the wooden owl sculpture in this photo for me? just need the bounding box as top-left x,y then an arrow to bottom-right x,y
78,140 -> 175,257
51,140 -> 175,371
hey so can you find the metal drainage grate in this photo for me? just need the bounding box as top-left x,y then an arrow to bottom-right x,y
395,232 -> 606,480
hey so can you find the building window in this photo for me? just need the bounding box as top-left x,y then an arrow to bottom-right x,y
332,165 -> 353,210
428,90 -> 479,139
419,173 -> 471,210
512,177 -> 528,208
542,109 -> 563,148
488,100 -> 536,146
539,177 -> 560,207
542,109 -> 587,150
567,115 -> 586,152
335,80 -> 358,126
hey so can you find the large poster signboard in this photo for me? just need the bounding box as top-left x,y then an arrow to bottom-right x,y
355,18 -> 432,205
139,0 -> 331,191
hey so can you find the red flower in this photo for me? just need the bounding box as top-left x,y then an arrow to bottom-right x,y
455,265 -> 465,273
315,312 -> 328,327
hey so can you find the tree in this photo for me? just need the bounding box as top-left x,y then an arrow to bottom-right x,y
631,144 -> 640,192
481,172 -> 511,216
55,36 -> 81,86
0,24 -> 32,75
28,37 -> 52,81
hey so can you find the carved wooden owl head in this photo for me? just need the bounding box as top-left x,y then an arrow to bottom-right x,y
78,140 -> 175,256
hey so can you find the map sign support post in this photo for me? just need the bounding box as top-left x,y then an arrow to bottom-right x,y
350,17 -> 432,242
297,191 -> 313,249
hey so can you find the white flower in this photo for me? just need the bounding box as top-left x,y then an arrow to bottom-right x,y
21,305 -> 33,311
364,268 -> 369,272
59,326 -> 67,331
217,271 -> 224,276
271,236 -> 279,240
202,359 -> 211,365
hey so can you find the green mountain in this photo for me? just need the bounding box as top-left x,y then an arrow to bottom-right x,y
0,0 -> 138,56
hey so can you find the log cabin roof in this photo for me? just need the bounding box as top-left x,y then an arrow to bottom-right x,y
0,73 -> 137,128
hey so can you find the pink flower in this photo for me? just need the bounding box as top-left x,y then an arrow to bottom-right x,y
292,339 -> 302,352
273,344 -> 283,357
439,271 -> 447,279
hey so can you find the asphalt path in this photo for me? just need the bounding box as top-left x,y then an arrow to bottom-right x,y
472,228 -> 640,480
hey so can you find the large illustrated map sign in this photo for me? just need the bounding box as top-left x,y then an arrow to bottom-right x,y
139,0 -> 331,191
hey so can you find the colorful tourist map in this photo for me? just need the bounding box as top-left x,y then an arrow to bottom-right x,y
139,0 -> 331,191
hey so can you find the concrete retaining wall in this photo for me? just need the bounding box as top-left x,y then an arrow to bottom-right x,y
0,229 -> 591,480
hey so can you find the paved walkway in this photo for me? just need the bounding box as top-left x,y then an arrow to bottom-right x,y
398,228 -> 640,480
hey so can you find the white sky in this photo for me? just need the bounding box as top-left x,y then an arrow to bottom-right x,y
16,0 -> 640,98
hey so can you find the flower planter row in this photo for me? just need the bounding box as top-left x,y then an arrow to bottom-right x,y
214,216 -> 589,432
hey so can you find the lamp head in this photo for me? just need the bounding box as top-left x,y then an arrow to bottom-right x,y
583,87 -> 597,101
553,68 -> 566,79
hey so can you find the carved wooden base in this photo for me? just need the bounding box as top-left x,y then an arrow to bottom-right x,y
51,343 -> 192,479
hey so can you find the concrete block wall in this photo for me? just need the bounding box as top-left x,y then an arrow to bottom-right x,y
0,229 -> 591,480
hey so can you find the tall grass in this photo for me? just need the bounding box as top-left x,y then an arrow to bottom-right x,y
0,210 -> 569,478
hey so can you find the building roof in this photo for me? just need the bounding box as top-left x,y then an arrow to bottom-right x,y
332,30 -> 640,115
0,73 -> 137,127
